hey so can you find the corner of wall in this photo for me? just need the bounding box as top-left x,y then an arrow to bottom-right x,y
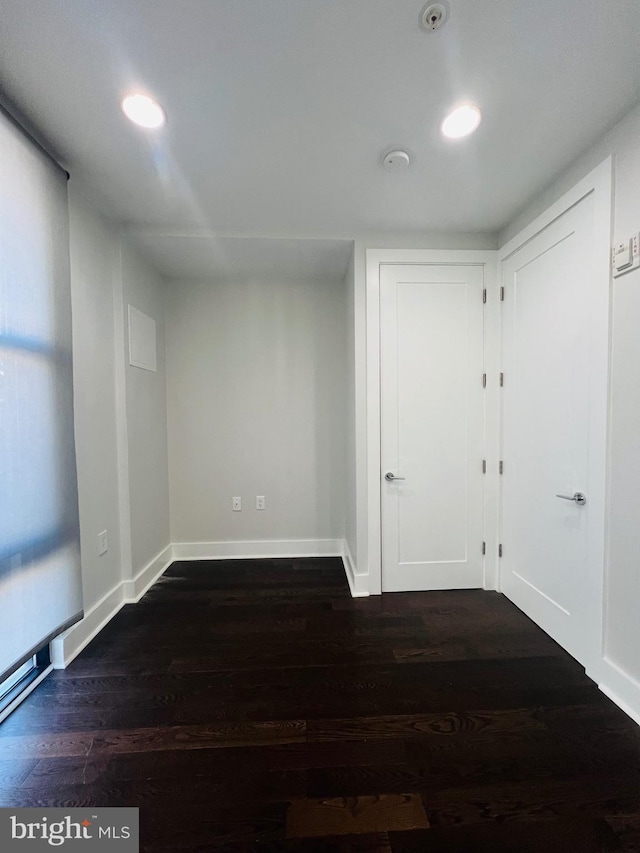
597,657 -> 640,727
68,190 -> 127,612
50,543 -> 174,669
341,539 -> 369,598
120,242 -> 171,580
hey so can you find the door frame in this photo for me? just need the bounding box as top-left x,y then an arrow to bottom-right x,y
497,157 -> 613,677
366,249 -> 499,596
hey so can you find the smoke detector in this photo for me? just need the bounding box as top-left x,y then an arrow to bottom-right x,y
419,2 -> 450,32
382,149 -> 411,170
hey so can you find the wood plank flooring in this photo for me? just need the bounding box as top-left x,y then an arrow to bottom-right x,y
1,558 -> 639,851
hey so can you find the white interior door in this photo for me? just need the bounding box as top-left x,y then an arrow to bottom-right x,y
380,264 -> 485,592
500,188 -> 609,666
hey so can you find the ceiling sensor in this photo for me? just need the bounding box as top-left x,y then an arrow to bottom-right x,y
382,149 -> 411,170
419,1 -> 450,32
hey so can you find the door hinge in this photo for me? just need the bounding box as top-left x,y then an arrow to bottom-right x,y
500,286 -> 505,301
482,459 -> 486,474
482,541 -> 486,555
482,373 -> 487,388
499,460 -> 504,475
483,288 -> 487,304
499,544 -> 503,557
499,372 -> 504,387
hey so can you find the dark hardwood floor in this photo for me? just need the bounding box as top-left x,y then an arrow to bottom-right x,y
1,558 -> 639,851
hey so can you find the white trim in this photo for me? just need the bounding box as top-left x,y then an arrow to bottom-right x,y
50,543 -> 173,669
497,157 -> 613,677
0,664 -> 54,725
365,249 -> 499,597
482,256 -> 501,591
172,539 -> 343,561
122,543 -> 174,603
113,242 -> 133,583
38,528 -> 640,731
50,581 -> 126,669
342,540 -> 369,598
599,656 -> 640,727
48,541 -> 347,672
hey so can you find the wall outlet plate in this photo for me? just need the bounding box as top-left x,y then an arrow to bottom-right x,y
232,497 -> 242,511
256,495 -> 265,510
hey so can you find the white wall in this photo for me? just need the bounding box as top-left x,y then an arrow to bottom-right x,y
54,189 -> 172,668
499,100 -> 640,723
68,187 -> 122,611
165,276 -> 346,550
121,244 -> 171,576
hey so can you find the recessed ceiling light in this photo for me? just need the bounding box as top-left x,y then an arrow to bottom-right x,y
441,105 -> 481,139
121,93 -> 166,129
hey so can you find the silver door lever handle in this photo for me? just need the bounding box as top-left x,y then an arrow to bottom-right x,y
556,492 -> 586,505
385,472 -> 405,481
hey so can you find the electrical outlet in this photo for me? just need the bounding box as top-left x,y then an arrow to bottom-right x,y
256,495 -> 265,510
97,529 -> 108,556
232,496 -> 242,511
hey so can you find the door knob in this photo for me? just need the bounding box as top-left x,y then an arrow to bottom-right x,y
555,492 -> 586,506
385,472 -> 406,482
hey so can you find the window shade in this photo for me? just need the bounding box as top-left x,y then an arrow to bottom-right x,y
0,107 -> 83,682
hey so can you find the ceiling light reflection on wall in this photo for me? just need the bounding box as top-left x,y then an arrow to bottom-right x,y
121,93 -> 166,129
441,105 -> 481,139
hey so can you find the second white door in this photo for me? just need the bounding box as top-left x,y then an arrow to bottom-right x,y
500,183 -> 609,668
380,263 -> 485,592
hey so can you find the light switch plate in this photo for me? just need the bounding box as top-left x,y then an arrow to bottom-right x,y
97,530 -> 108,556
613,232 -> 640,277
614,239 -> 632,270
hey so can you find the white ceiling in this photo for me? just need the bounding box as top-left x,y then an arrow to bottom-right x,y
1,0 -> 640,277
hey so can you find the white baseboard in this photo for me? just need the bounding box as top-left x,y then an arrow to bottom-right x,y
50,543 -> 173,669
598,656 -> 640,727
50,539 -> 363,671
171,538 -> 343,561
122,543 -> 174,603
45,535 -> 640,732
342,540 -> 369,597
50,581 -> 126,669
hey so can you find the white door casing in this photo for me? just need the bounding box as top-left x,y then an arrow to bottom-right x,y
499,160 -> 612,672
380,264 -> 485,592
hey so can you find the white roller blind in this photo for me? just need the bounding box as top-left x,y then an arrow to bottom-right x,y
0,107 -> 83,682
